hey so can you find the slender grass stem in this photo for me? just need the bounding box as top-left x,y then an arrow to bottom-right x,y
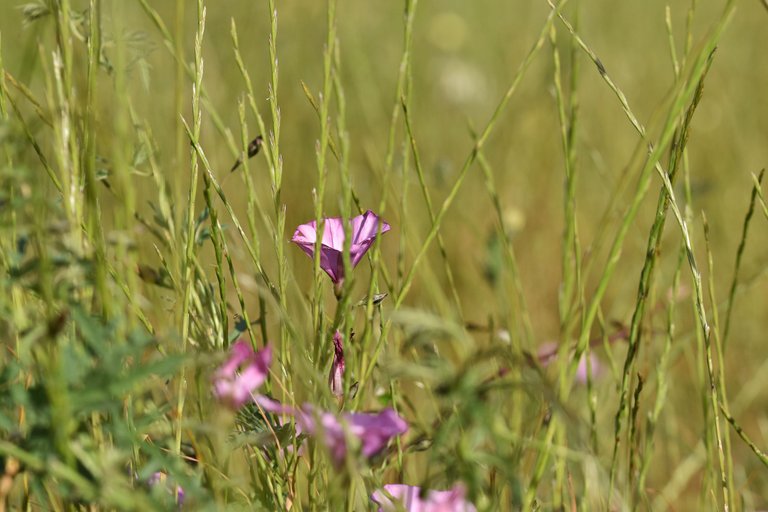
82,0 -> 109,318
265,0 -> 290,376
609,53 -> 712,501
551,17 -> 583,504
720,405 -> 768,468
309,0 -> 337,365
722,170 -> 764,349
401,100 -> 464,320
176,0 -> 207,457
703,216 -> 734,511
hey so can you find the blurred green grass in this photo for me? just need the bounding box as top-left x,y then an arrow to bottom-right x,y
2,0 -> 768,509
55,0 -> 764,346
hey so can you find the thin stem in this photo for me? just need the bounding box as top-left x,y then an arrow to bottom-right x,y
176,0 -> 207,456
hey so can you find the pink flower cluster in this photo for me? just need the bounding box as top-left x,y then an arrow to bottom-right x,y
209,210 -> 476,510
211,338 -> 406,467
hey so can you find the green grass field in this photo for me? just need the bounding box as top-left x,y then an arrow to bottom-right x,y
1,0 -> 768,510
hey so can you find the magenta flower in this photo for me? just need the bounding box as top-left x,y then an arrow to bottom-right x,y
251,398 -> 407,466
343,409 -> 408,459
537,341 -> 601,384
212,340 -> 272,409
250,397 -> 407,466
329,331 -> 345,397
291,210 -> 391,284
292,406 -> 407,467
371,484 -> 477,512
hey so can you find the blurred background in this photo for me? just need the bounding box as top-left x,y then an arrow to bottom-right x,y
2,0 -> 768,507
3,1 -> 767,321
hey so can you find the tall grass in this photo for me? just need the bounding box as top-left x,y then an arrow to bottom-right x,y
1,0 -> 768,510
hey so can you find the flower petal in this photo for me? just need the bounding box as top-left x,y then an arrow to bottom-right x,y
347,408 -> 408,458
322,217 -> 347,251
291,222 -> 319,245
350,211 -> 391,267
212,342 -> 272,409
351,210 -> 391,245
371,484 -> 476,512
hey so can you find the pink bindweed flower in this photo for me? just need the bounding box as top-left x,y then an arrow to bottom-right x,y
291,210 -> 391,284
212,340 -> 272,409
371,484 -> 477,512
329,330 -> 345,397
251,397 -> 407,467
342,409 -> 408,459
291,406 -> 408,467
537,341 -> 601,384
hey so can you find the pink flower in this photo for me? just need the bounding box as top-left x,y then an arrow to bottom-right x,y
343,409 -> 408,459
537,341 -> 601,384
291,210 -> 391,284
574,352 -> 601,383
252,398 -> 407,466
371,484 -> 477,512
293,406 -> 408,467
212,340 -> 272,409
329,331 -> 345,397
